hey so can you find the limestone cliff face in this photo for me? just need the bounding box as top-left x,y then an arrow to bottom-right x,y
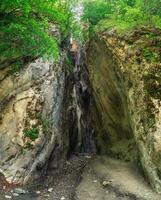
0,55 -> 71,184
85,28 -> 161,192
0,48 -> 94,186
0,25 -> 160,194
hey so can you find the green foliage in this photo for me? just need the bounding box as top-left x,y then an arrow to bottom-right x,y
82,0 -> 113,25
0,0 -> 74,70
10,61 -> 22,74
71,23 -> 86,44
143,49 -> 159,63
20,148 -> 27,155
36,113 -> 53,135
141,0 -> 161,17
82,0 -> 161,33
65,56 -> 74,72
23,128 -> 39,141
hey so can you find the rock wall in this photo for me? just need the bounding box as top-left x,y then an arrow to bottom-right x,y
85,28 -> 161,192
85,38 -> 137,161
0,54 -> 71,184
1,25 -> 160,194
0,46 -> 95,186
72,49 -> 95,154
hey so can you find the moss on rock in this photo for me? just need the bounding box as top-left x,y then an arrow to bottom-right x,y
85,27 -> 161,192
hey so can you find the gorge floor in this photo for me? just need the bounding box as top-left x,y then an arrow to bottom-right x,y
0,156 -> 161,200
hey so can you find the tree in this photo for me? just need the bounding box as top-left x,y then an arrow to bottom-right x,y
82,0 -> 161,33
82,0 -> 113,25
0,0 -> 73,69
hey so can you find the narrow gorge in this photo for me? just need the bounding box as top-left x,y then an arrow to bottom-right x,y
0,1 -> 161,200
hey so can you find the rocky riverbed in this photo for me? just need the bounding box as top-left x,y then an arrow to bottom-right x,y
1,156 -> 161,200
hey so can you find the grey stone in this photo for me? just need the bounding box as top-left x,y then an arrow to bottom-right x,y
14,188 -> 27,194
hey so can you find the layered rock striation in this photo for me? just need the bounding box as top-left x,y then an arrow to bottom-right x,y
85,28 -> 161,192
0,54 -> 70,184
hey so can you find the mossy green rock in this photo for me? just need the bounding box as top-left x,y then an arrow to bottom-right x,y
86,28 -> 161,193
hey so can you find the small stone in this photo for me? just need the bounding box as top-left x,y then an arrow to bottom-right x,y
13,193 -> 19,197
3,186 -> 6,190
44,194 -> 50,197
14,188 -> 27,194
5,195 -> 12,199
102,180 -> 111,187
48,188 -> 53,193
36,191 -> 41,194
85,155 -> 91,158
93,180 -> 97,183
66,161 -> 70,165
61,196 -> 66,200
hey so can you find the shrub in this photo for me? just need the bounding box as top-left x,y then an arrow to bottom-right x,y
82,0 -> 161,33
23,128 -> 39,141
0,0 -> 74,70
82,0 -> 113,25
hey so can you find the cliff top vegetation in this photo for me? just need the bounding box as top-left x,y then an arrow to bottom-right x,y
0,0 -> 76,71
82,0 -> 161,33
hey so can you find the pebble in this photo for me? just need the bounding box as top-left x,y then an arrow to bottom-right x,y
102,180 -> 111,187
5,195 -> 12,199
93,180 -> 98,183
44,194 -> 50,197
36,191 -> 41,194
85,155 -> 91,158
3,186 -> 6,190
61,197 -> 66,200
48,188 -> 53,193
14,188 -> 27,194
13,193 -> 19,197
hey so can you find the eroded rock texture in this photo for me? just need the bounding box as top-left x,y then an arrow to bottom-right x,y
85,28 -> 161,192
0,55 -> 70,184
0,48 -> 95,186
0,27 -> 161,195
